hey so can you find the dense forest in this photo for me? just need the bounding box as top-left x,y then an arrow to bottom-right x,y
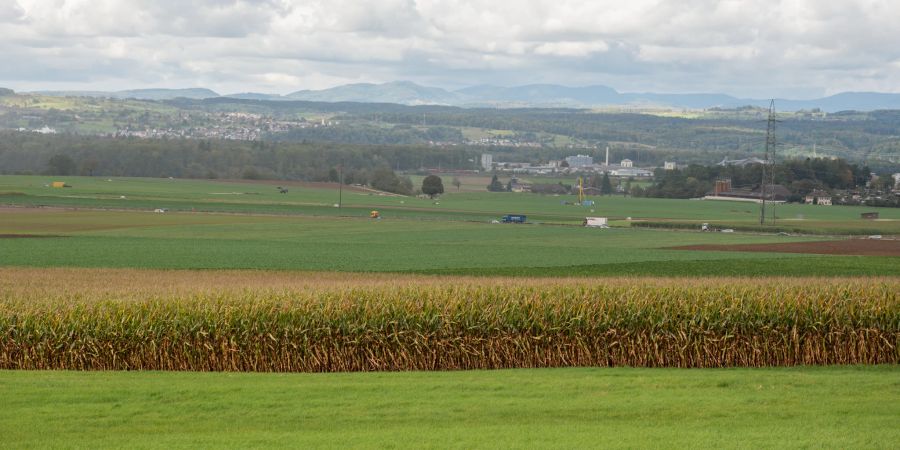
634,158 -> 874,201
0,132 -> 478,187
269,124 -> 465,145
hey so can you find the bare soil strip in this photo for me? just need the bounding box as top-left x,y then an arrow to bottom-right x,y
0,234 -> 66,239
0,206 -> 68,214
670,239 -> 900,256
219,179 -> 371,193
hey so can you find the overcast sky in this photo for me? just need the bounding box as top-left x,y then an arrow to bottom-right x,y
2,0 -> 898,98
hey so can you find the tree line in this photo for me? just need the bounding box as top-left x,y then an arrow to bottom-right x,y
633,158 -> 872,201
0,130 -> 477,181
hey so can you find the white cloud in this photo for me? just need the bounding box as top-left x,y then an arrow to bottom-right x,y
0,0 -> 898,97
534,41 -> 608,58
0,0 -> 25,22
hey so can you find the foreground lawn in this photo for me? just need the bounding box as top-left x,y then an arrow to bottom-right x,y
1,367 -> 897,448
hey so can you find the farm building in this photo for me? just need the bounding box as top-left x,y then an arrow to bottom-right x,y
716,157 -> 768,167
705,184 -> 790,203
861,212 -> 879,220
582,186 -> 603,196
610,168 -> 653,177
509,180 -> 532,193
530,183 -> 568,195
713,179 -> 732,195
805,190 -> 832,205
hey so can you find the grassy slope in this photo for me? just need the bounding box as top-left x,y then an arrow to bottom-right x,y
0,95 -> 182,132
1,367 -> 897,448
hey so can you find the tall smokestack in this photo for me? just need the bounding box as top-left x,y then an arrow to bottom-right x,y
605,146 -> 609,166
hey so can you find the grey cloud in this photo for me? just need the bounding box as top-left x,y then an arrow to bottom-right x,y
12,0 -> 284,38
2,0 -> 899,97
0,0 -> 24,22
145,0 -> 287,37
0,48 -> 139,83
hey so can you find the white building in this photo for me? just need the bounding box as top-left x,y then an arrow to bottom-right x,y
480,153 -> 493,171
805,190 -> 832,205
565,154 -> 594,167
611,168 -> 653,177
717,157 -> 767,167
893,173 -> 900,189
664,161 -> 677,170
620,159 -> 633,168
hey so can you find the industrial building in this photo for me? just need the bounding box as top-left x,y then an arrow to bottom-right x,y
480,153 -> 493,171
565,154 -> 593,167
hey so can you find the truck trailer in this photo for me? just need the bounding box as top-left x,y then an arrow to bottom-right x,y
501,214 -> 527,224
584,217 -> 608,228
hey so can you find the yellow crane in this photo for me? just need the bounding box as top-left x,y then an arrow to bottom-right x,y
577,177 -> 585,204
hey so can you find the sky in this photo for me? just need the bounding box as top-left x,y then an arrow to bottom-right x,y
1,0 -> 899,98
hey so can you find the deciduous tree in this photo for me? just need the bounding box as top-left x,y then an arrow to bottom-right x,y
422,175 -> 444,198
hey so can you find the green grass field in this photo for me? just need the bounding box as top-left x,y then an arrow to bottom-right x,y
3,175 -> 899,233
1,367 -> 897,448
3,208 -> 898,275
2,173 -> 898,276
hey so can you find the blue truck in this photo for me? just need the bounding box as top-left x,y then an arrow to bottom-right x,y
501,214 -> 527,224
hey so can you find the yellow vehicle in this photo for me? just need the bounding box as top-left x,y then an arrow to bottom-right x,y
370,210 -> 380,219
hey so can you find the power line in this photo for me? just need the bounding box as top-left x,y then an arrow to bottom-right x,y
761,100 -> 779,225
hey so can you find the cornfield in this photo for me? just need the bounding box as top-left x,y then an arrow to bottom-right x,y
1,268 -> 898,371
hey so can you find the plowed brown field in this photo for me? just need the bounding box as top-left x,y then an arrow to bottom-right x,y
671,239 -> 900,256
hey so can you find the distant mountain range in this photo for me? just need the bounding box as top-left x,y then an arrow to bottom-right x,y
33,88 -> 220,101
19,81 -> 900,112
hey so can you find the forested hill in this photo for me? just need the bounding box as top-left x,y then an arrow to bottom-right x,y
0,132 -> 473,183
1,93 -> 899,169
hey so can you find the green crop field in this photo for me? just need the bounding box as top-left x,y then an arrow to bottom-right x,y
2,174 -> 899,448
2,208 -> 898,275
3,175 -> 900,233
